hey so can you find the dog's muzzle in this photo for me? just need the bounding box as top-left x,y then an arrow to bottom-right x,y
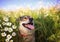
29,18 -> 33,23
22,18 -> 34,30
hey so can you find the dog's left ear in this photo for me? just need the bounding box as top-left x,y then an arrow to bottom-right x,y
19,17 -> 22,20
16,17 -> 22,22
16,17 -> 20,22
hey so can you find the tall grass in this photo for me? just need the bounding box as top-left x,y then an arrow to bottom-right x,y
0,8 -> 60,42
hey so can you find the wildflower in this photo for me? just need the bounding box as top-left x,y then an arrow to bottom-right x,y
0,24 -> 1,27
0,24 -> 2,28
5,39 -> 9,42
12,25 -> 17,29
10,40 -> 13,42
7,34 -> 12,40
2,22 -> 6,25
6,22 -> 12,26
4,27 -> 8,31
8,28 -> 13,32
1,32 -> 6,37
3,16 -> 9,22
12,32 -> 16,36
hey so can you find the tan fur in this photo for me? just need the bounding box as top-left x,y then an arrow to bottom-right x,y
18,16 -> 35,42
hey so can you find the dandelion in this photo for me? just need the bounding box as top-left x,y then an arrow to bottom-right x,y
3,16 -> 9,22
7,34 -> 12,40
1,32 -> 6,37
10,40 -> 13,42
12,25 -> 17,29
8,28 -> 13,32
4,27 -> 8,31
12,32 -> 16,36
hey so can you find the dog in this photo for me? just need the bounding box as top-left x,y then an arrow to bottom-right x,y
18,15 -> 35,42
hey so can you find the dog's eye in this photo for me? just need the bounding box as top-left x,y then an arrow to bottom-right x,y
23,17 -> 28,20
25,17 -> 27,19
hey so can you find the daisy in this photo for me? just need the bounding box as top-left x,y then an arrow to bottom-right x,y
12,25 -> 17,29
10,40 -> 13,42
3,16 -> 9,22
5,39 -> 9,42
8,28 -> 13,32
12,32 -> 16,36
6,22 -> 12,26
4,27 -> 8,31
7,34 -> 12,40
1,32 -> 6,37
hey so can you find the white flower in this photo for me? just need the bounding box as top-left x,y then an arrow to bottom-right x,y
6,22 -> 12,26
7,34 -> 12,40
5,39 -> 9,42
10,40 -> 13,42
1,32 -> 6,37
12,25 -> 17,29
0,24 -> 1,27
4,27 -> 8,31
0,24 -> 2,28
3,17 -> 9,22
2,22 -> 6,25
0,20 -> 1,22
2,22 -> 12,26
8,28 -> 13,32
12,32 -> 16,36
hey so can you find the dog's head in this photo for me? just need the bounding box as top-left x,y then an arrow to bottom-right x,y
18,15 -> 34,30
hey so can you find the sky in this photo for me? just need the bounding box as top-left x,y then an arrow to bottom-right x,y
0,0 -> 60,10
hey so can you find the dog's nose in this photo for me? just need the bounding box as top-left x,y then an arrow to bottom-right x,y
29,18 -> 33,22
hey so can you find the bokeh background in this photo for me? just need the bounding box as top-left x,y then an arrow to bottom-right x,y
0,0 -> 60,42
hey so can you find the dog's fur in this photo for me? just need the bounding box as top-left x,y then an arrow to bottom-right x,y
18,16 -> 35,42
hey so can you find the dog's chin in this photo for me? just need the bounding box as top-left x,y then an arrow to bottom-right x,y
22,23 -> 34,30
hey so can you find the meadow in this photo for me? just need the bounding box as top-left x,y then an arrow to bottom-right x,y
0,7 -> 60,42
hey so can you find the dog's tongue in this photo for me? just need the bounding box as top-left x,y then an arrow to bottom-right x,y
25,24 -> 34,30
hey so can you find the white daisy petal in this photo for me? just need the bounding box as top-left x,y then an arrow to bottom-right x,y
12,25 -> 17,29
0,24 -> 2,28
1,32 -> 6,37
7,34 -> 12,40
5,39 -> 9,42
2,22 -> 6,25
4,27 -> 8,31
0,24 -> 1,27
10,40 -> 13,42
8,28 -> 13,32
6,22 -> 12,26
12,32 -> 16,36
3,17 -> 9,22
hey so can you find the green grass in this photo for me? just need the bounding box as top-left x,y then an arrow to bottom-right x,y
0,9 -> 60,42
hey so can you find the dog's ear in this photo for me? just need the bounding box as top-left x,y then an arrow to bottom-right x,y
19,17 -> 22,21
16,17 -> 20,22
16,17 -> 22,22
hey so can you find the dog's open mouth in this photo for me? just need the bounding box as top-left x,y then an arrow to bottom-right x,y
22,23 -> 34,30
